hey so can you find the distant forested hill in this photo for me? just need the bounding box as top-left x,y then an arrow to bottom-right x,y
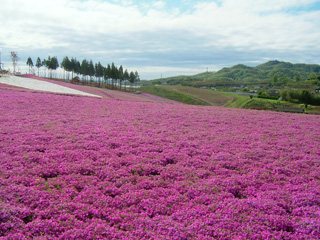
147,60 -> 320,88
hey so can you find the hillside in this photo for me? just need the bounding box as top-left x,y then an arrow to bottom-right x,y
141,85 -> 318,114
148,60 -> 320,88
1,87 -> 320,239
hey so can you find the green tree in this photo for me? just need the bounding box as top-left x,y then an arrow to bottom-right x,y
95,62 -> 104,87
281,89 -> 320,107
88,60 -> 95,82
26,57 -> 33,74
70,58 -> 78,79
42,58 -> 48,77
134,71 -> 140,83
35,57 -> 42,76
75,60 -> 81,78
81,59 -> 89,82
294,75 -> 301,81
61,56 -> 71,80
111,63 -> 118,89
118,65 -> 124,89
129,71 -> 135,83
134,71 -> 140,90
104,64 -> 111,87
45,56 -> 59,78
42,59 -> 47,67
129,71 -> 135,91
51,57 -> 59,72
123,69 -> 129,91
308,72 -> 317,81
271,75 -> 278,86
300,90 -> 313,108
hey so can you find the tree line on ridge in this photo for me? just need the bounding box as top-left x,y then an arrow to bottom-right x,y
26,56 -> 140,90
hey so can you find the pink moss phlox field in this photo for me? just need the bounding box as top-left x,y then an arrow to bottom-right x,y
0,87 -> 320,239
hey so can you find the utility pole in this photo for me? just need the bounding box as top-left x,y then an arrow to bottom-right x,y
10,51 -> 18,74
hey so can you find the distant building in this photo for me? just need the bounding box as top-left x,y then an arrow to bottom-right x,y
315,88 -> 320,94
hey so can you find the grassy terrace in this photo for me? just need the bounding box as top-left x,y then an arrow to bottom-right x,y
141,85 -> 319,114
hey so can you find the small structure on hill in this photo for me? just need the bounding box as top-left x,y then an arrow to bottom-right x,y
71,76 -> 81,84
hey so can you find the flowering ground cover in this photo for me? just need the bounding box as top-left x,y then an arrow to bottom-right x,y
0,87 -> 320,239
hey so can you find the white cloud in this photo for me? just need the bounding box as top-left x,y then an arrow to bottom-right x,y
153,0 -> 166,9
0,0 -> 319,79
135,65 -> 214,79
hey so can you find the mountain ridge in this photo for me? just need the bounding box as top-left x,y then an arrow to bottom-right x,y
148,60 -> 320,87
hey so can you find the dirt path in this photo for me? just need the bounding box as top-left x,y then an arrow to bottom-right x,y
0,75 -> 100,97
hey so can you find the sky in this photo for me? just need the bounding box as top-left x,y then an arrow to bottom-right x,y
0,0 -> 320,79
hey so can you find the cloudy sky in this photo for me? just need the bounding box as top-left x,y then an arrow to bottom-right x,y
0,0 -> 320,79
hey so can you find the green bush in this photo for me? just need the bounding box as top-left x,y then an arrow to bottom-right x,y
257,90 -> 279,100
281,90 -> 320,106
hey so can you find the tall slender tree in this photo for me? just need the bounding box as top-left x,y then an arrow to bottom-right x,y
81,59 -> 89,83
134,71 -> 140,83
61,56 -> 71,80
118,65 -> 124,90
70,58 -> 78,79
51,57 -> 59,78
36,57 -> 42,76
33,55 -> 139,90
111,63 -> 118,89
95,62 -> 104,87
26,57 -> 34,74
134,71 -> 140,90
129,71 -> 135,91
123,69 -> 129,91
104,64 -> 111,87
75,60 -> 81,79
42,58 -> 49,77
88,60 -> 95,83
45,56 -> 59,78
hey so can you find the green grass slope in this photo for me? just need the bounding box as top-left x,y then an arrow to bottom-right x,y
140,86 -> 208,105
141,85 -> 320,114
141,85 -> 251,107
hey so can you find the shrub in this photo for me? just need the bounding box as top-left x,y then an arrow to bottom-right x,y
257,90 -> 279,100
281,89 -> 320,106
